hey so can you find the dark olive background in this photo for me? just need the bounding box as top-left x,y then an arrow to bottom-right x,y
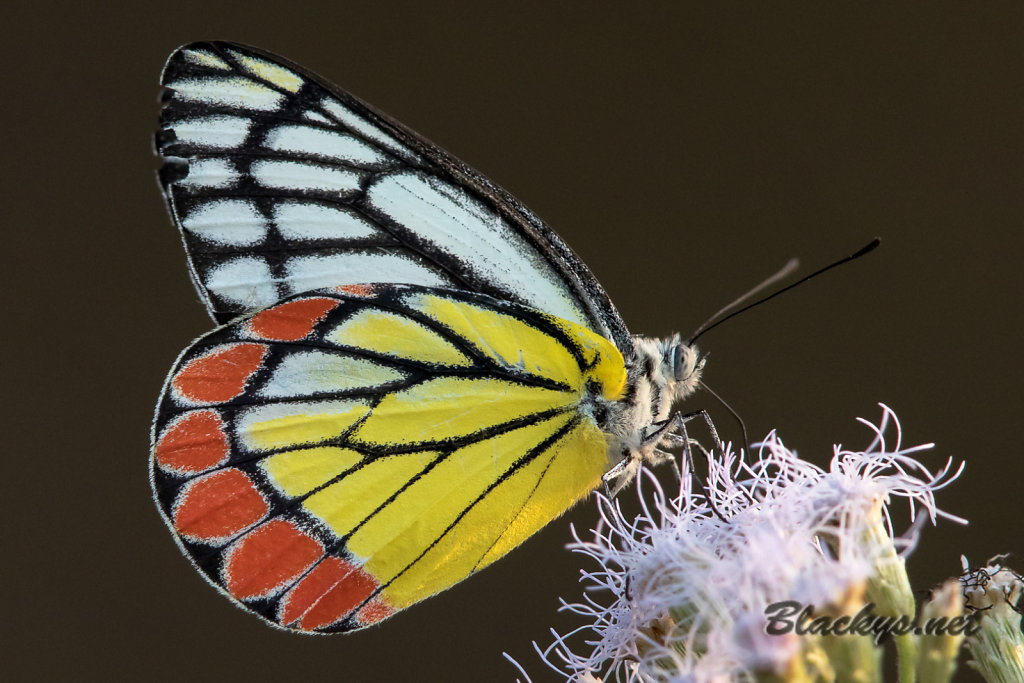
7,3 -> 1022,681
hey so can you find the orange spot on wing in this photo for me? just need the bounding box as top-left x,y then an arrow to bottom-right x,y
334,284 -> 376,297
223,519 -> 324,600
279,557 -> 380,630
247,297 -> 340,341
356,598 -> 395,626
154,410 -> 229,474
173,468 -> 268,542
172,343 -> 267,404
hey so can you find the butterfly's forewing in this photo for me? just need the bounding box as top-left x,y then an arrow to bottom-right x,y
157,42 -> 631,351
151,284 -> 625,632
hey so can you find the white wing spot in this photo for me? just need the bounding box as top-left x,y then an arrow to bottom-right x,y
182,200 -> 267,246
205,257 -> 278,309
167,76 -> 284,111
264,125 -> 390,166
252,160 -> 363,194
169,115 -> 251,149
177,159 -> 239,188
303,111 -> 331,125
273,202 -> 379,241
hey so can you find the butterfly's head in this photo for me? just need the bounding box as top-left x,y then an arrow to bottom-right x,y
629,335 -> 705,420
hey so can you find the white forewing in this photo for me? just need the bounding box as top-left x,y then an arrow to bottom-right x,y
157,42 -> 631,351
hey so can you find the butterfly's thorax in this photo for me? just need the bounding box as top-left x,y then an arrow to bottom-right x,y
596,336 -> 702,468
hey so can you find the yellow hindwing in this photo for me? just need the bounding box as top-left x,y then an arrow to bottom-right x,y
175,286 -> 628,627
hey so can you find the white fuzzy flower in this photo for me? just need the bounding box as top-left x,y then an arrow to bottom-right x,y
535,405 -> 963,682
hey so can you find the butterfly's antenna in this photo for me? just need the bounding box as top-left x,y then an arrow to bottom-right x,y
699,381 -> 750,456
688,258 -> 800,344
688,237 -> 881,345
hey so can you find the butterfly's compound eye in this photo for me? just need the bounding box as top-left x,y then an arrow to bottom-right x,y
672,344 -> 687,382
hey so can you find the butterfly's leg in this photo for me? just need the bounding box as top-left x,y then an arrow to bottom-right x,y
666,409 -> 737,521
641,414 -> 699,456
602,410 -> 725,498
661,409 -> 727,464
678,408 -> 762,510
639,411 -> 710,475
602,455 -> 639,498
601,416 -> 682,497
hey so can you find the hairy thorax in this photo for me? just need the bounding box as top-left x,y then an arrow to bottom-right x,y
589,335 -> 704,471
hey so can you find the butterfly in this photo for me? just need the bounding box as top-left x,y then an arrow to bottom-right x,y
151,41 -> 705,633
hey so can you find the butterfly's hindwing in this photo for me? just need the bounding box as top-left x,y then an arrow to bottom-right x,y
150,284 -> 625,632
157,42 -> 631,351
